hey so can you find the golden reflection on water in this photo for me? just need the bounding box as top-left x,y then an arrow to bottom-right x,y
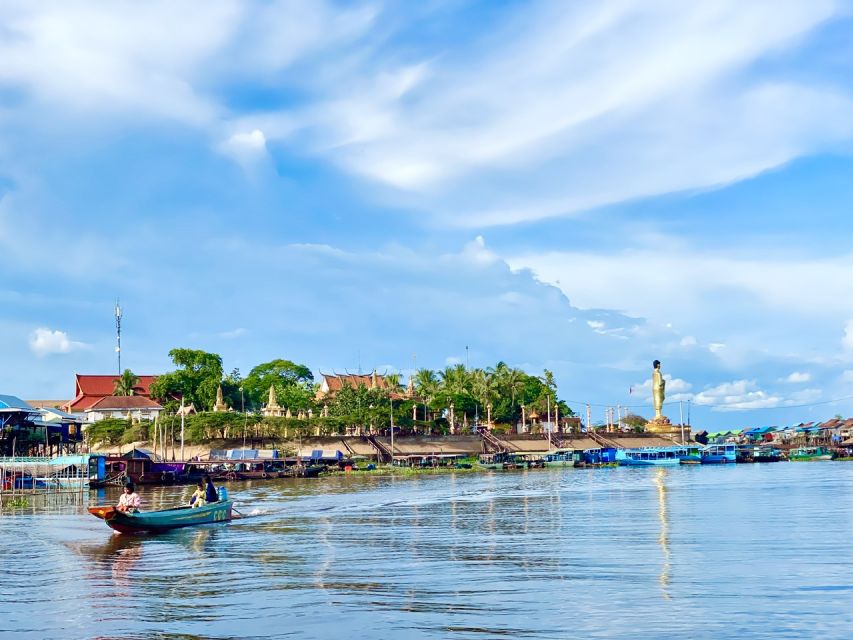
653,467 -> 671,601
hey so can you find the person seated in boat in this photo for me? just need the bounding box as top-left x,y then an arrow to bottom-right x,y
189,480 -> 206,508
116,482 -> 141,513
203,474 -> 219,503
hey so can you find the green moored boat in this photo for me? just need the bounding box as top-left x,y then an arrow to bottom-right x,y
788,446 -> 833,461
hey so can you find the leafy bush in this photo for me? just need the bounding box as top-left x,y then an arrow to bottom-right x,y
86,418 -> 130,447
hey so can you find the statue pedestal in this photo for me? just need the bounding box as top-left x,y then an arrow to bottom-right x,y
645,415 -> 671,432
645,416 -> 691,443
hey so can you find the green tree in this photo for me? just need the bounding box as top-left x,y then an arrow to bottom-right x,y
113,369 -> 140,396
414,368 -> 439,421
86,418 -> 130,446
150,348 -> 224,411
242,359 -> 314,411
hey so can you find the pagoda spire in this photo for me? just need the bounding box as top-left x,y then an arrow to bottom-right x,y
213,384 -> 228,412
267,384 -> 279,408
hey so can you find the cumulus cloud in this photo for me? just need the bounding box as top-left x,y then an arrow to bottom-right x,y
693,379 -> 782,412
781,371 -> 811,383
217,129 -> 268,167
508,241 -> 853,374
28,328 -> 88,357
630,375 -> 693,404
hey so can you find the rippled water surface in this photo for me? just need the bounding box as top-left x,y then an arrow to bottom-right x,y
2,464 -> 852,639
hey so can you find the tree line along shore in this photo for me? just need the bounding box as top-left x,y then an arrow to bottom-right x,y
88,348 -> 592,448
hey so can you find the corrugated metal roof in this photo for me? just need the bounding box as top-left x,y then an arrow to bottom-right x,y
0,395 -> 34,410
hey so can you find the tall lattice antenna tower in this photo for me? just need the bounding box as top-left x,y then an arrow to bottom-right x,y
115,300 -> 122,375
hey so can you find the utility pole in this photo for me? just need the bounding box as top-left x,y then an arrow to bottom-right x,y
114,300 -> 122,376
465,345 -> 469,369
390,397 -> 395,464
546,393 -> 552,448
679,400 -> 685,444
241,387 -> 247,451
586,403 -> 591,433
180,397 -> 185,461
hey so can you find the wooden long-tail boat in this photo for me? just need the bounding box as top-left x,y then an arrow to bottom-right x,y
88,500 -> 234,534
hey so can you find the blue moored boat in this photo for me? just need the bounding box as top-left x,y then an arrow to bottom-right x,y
88,499 -> 234,534
616,447 -> 681,466
701,444 -> 737,464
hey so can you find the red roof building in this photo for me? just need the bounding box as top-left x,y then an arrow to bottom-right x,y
64,374 -> 158,412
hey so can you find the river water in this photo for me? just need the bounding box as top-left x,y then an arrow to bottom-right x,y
1,463 -> 851,639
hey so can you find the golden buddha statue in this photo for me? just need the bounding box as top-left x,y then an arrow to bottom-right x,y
652,359 -> 665,419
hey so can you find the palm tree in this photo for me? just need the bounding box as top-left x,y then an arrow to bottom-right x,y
440,364 -> 468,396
499,367 -> 525,419
113,369 -> 140,396
414,369 -> 439,421
384,373 -> 402,393
471,369 -> 497,412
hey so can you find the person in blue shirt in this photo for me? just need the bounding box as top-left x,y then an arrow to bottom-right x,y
203,474 -> 219,503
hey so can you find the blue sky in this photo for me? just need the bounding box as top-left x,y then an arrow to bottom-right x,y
2,0 -> 853,428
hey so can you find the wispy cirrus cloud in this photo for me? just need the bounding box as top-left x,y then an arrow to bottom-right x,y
254,0 -> 853,226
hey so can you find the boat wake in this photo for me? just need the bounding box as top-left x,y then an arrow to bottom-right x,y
233,507 -> 273,519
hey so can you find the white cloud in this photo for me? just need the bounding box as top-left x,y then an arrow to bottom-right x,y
274,0 -> 852,226
781,371 -> 811,383
217,129 -> 268,167
28,327 -> 88,357
841,370 -> 853,384
843,319 -> 853,351
461,235 -> 499,266
587,320 -> 605,331
2,1 -> 851,229
680,336 -> 697,347
630,375 -> 693,404
508,243 -> 853,372
693,379 -> 782,412
218,327 -> 248,339
0,1 -> 377,131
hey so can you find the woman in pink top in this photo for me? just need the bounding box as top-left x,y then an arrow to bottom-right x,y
116,482 -> 141,513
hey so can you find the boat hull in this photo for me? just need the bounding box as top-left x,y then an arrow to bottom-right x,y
88,500 -> 234,534
619,459 -> 681,467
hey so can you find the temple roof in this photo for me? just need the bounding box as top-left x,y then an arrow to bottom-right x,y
319,372 -> 392,393
65,374 -> 158,411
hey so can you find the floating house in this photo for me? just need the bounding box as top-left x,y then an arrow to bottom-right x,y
0,395 -> 83,456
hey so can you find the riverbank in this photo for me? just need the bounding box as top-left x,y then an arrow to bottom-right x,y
96,431 -> 683,461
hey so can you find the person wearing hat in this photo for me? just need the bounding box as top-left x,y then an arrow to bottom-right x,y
116,482 -> 141,513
